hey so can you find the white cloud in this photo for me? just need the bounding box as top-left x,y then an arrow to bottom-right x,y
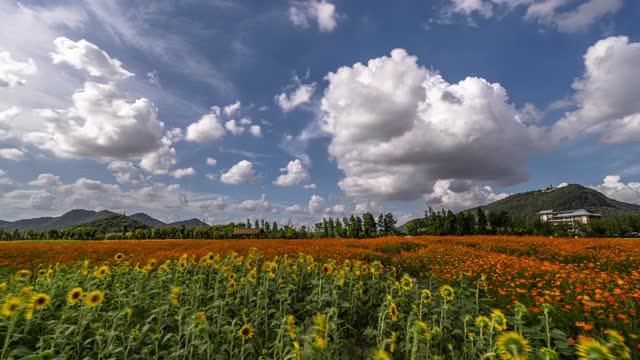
28,190 -> 56,210
205,173 -> 217,181
445,0 -> 622,33
25,81 -> 167,162
354,200 -> 383,214
274,159 -> 310,186
185,107 -> 226,142
165,128 -> 183,142
221,160 -> 258,185
199,195 -> 229,212
29,173 -> 62,188
553,36 -> 640,144
107,161 -> 144,185
308,194 -> 326,213
322,48 -> 541,200
225,119 -> 245,135
139,137 -> 176,175
285,204 -> 306,213
206,157 -> 217,166
51,37 -> 134,80
239,194 -> 272,212
224,101 -> 241,116
239,118 -> 252,126
275,82 -> 316,112
0,169 -> 16,194
590,175 -> 640,205
0,51 -> 37,87
0,148 -> 25,161
304,183 -> 317,189
171,167 -> 196,179
249,125 -> 262,137
289,0 -> 338,32
146,70 -> 161,87
557,182 -> 569,188
423,179 -> 510,211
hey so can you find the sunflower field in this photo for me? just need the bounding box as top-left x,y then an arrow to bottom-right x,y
0,236 -> 639,359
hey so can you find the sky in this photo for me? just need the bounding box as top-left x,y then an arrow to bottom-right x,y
0,0 -> 639,226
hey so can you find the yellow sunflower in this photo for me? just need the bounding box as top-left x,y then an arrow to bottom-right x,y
372,349 -> 391,360
496,331 -> 532,360
239,324 -> 254,339
475,315 -> 491,330
67,287 -> 84,304
400,274 -> 414,291
15,269 -> 32,281
114,253 -> 125,262
1,295 -> 22,317
575,338 -> 615,360
439,284 -> 455,301
84,290 -> 104,307
322,263 -> 333,276
491,309 -> 507,331
0,282 -> 6,293
94,265 -> 110,280
30,293 -> 50,310
287,314 -> 296,339
389,302 -> 399,322
421,289 -> 432,304
170,287 -> 181,306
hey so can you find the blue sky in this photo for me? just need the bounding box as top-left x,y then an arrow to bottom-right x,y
1,0 -> 639,225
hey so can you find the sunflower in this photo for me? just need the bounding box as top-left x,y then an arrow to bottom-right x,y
439,284 -> 455,301
178,261 -> 188,272
37,269 -> 47,277
475,315 -> 491,330
400,274 -> 414,291
421,289 -> 432,304
196,311 -> 206,324
114,253 -> 125,262
322,263 -> 333,276
24,304 -> 34,320
0,282 -> 6,293
67,287 -> 84,304
389,302 -> 399,322
239,324 -> 254,339
372,349 -> 391,360
147,258 -> 158,269
84,290 -> 104,307
358,281 -> 364,297
603,330 -> 631,360
1,296 -> 22,317
46,269 -> 54,281
30,293 -> 50,310
390,331 -> 397,353
94,265 -> 110,280
371,260 -> 383,275
247,268 -> 258,284
287,314 -> 296,339
126,308 -> 133,321
293,341 -> 301,360
171,287 -> 181,305
15,269 -> 32,281
227,280 -> 237,293
158,264 -> 169,275
491,309 -> 508,331
575,338 -> 615,360
539,347 -> 559,360
312,313 -> 328,349
416,320 -> 431,341
496,331 -> 532,360
20,286 -> 33,299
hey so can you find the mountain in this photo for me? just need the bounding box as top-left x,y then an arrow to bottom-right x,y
0,209 -> 117,231
72,214 -> 149,234
167,218 -> 208,227
399,184 -> 640,231
129,213 -> 166,228
465,184 -> 640,220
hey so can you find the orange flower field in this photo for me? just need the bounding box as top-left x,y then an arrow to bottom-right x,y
1,235 -> 639,357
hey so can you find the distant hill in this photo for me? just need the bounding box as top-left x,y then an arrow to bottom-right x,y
72,214 -> 149,234
399,184 -> 640,231
167,218 -> 208,227
129,213 -> 166,228
0,209 -> 117,231
465,184 -> 640,220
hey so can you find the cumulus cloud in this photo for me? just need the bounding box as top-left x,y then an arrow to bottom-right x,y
29,173 -> 62,188
285,204 -> 307,213
206,157 -> 217,166
249,125 -> 262,137
308,194 -> 326,213
139,137 -> 177,175
225,119 -> 245,135
274,159 -> 310,186
27,190 -> 56,210
146,70 -> 161,87
304,183 -> 317,189
354,200 -> 383,214
444,0 -> 622,32
423,179 -> 510,211
185,107 -> 226,142
221,160 -> 258,185
0,51 -> 37,87
275,81 -> 316,112
25,81 -> 167,162
589,175 -> 640,205
171,167 -> 196,179
552,36 -> 640,144
51,37 -> 134,80
0,169 -> 16,194
107,161 -> 144,185
0,148 -> 25,161
239,194 -> 272,212
199,195 -> 229,212
321,48 -> 541,200
224,101 -> 241,116
289,0 -> 338,32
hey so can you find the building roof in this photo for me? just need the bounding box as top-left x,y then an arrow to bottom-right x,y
537,210 -> 555,215
553,209 -> 601,218
232,228 -> 265,235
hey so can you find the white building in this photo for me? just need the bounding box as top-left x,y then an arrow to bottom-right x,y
537,209 -> 601,226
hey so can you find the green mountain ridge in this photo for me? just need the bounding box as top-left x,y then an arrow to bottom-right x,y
70,214 -> 150,234
400,184 -> 640,231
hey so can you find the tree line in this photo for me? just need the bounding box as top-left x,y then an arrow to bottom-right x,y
0,212 -> 400,241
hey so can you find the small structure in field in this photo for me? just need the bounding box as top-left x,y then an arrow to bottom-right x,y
536,209 -> 601,226
232,228 -> 266,239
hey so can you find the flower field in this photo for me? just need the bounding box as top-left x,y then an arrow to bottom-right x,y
0,236 -> 638,359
